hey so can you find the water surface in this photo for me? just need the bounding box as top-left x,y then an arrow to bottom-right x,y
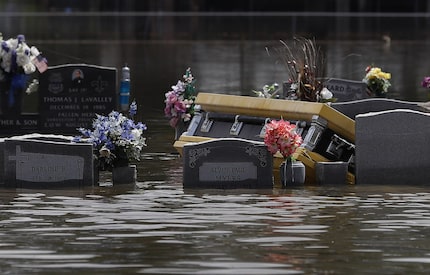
2,174 -> 430,274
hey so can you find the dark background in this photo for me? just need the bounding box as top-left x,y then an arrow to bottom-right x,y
2,1 -> 430,41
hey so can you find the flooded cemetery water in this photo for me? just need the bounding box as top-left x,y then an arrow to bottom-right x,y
3,11 -> 430,274
4,181 -> 430,274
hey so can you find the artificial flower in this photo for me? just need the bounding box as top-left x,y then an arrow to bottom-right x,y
264,119 -> 302,160
164,68 -> 197,128
0,33 -> 47,112
363,66 -> 391,97
421,76 -> 430,89
74,100 -> 147,170
319,87 -> 333,101
253,83 -> 280,98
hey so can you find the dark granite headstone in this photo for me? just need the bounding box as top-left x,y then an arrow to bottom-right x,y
38,64 -> 117,134
0,115 -> 39,136
332,98 -> 427,119
315,161 -> 348,185
3,137 -> 95,188
0,138 -> 4,184
355,109 -> 430,185
323,78 -> 369,102
183,138 -> 273,188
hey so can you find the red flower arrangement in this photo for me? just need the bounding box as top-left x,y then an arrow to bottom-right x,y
263,119 -> 303,160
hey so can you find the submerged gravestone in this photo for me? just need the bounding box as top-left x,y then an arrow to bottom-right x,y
355,109 -> 430,185
315,161 -> 348,185
332,98 -> 427,119
323,78 -> 369,102
183,138 -> 273,188
38,64 -> 117,134
0,139 -> 4,183
3,137 -> 95,188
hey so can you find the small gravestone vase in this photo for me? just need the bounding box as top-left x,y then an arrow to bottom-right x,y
279,160 -> 305,187
112,164 -> 137,184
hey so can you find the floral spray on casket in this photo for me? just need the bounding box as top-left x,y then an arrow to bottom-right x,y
74,100 -> 147,172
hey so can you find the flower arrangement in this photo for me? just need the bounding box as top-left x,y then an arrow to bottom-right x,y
0,33 -> 48,105
421,76 -> 430,89
74,101 -> 147,170
253,83 -> 281,98
275,37 -> 333,102
263,119 -> 303,160
363,66 -> 391,97
164,68 -> 197,128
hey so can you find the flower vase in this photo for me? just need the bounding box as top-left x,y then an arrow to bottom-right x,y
368,84 -> 386,98
279,159 -> 305,187
112,164 -> 137,184
175,120 -> 190,140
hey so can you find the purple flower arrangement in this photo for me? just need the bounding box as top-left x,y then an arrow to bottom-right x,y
74,101 -> 147,170
421,76 -> 430,89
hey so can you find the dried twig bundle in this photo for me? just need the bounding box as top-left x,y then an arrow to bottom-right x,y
276,37 -> 326,102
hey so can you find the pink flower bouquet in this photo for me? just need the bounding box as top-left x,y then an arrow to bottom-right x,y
164,68 -> 196,128
263,119 -> 303,160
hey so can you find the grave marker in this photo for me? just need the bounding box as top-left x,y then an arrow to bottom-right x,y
38,64 -> 117,134
323,78 -> 369,102
355,109 -> 430,185
3,137 -> 95,188
332,98 -> 427,119
183,138 -> 273,188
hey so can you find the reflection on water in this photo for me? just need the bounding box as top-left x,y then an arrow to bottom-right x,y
2,182 -> 430,274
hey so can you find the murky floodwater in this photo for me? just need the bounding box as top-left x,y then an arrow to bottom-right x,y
2,173 -> 430,274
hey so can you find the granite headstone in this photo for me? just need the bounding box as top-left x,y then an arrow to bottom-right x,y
323,78 -> 369,102
0,138 -> 4,184
332,98 -> 427,119
38,64 -> 117,134
315,161 -> 348,185
355,109 -> 430,185
183,138 -> 273,188
3,137 -> 95,188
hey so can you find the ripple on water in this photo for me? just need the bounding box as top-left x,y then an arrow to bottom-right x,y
139,261 -> 303,275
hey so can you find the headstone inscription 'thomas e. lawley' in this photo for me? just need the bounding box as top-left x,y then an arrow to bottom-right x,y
38,64 -> 117,133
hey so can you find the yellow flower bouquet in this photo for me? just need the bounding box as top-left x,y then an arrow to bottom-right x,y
363,66 -> 391,97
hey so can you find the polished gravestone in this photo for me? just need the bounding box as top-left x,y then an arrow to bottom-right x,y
315,161 -> 348,185
323,78 -> 369,102
3,134 -> 95,188
183,138 -> 273,188
331,98 -> 427,119
38,64 -> 117,134
0,139 -> 4,184
355,109 -> 430,185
